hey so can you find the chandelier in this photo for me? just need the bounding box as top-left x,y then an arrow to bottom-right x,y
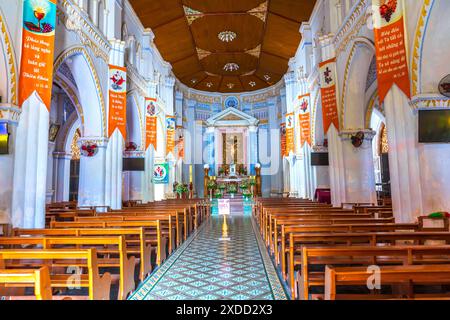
227,83 -> 235,89
223,63 -> 239,72
218,31 -> 237,42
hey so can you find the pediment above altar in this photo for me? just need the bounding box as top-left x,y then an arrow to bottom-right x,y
206,107 -> 259,127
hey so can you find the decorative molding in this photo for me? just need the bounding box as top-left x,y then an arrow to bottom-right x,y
196,47 -> 211,60
58,0 -> 111,63
54,74 -> 85,133
333,0 -> 371,56
54,46 -> 107,137
127,63 -> 147,98
0,11 -> 17,105
310,88 -> 320,146
411,0 -> 434,96
245,45 -> 261,58
409,94 -> 450,109
184,6 -> 204,25
0,104 -> 20,124
247,1 -> 268,23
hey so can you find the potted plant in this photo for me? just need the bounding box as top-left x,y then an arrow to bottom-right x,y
239,181 -> 249,192
176,183 -> 188,199
207,180 -> 217,201
243,190 -> 253,200
214,190 -> 223,199
228,184 -> 237,198
248,177 -> 257,196
218,183 -> 226,192
218,167 -> 225,177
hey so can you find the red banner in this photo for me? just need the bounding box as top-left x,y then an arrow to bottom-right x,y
166,115 -> 176,156
298,93 -> 311,147
145,97 -> 157,151
108,65 -> 127,139
373,0 -> 411,103
285,113 -> 295,156
280,123 -> 286,157
19,0 -> 57,110
319,58 -> 339,134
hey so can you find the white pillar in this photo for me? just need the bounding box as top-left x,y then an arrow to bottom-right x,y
52,152 -> 71,202
12,94 -> 49,228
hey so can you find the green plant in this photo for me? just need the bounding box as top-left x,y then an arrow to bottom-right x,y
227,184 -> 238,194
248,177 -> 257,186
214,191 -> 223,198
239,181 -> 249,190
243,191 -> 253,198
207,180 -> 217,190
218,167 -> 225,175
175,184 -> 188,195
218,183 -> 226,191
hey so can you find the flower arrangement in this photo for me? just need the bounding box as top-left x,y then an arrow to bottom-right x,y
218,167 -> 225,176
428,212 -> 450,219
81,142 -> 98,157
207,180 -> 217,190
227,184 -> 238,194
125,142 -> 138,151
248,177 -> 257,186
176,184 -> 189,197
218,183 -> 226,191
214,190 -> 223,198
239,181 -> 249,191
243,190 -> 253,199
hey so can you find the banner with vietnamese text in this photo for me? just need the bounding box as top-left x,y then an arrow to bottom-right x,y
108,65 -> 127,139
298,93 -> 311,148
166,116 -> 176,156
319,58 -> 339,134
280,123 -> 286,157
19,0 -> 57,110
145,97 -> 157,151
285,113 -> 295,156
372,0 -> 411,103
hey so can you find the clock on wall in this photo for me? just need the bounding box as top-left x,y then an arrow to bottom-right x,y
224,96 -> 239,109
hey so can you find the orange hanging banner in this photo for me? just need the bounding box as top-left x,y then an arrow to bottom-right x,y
285,113 -> 295,156
108,65 -> 127,140
166,115 -> 176,156
19,0 -> 57,110
298,93 -> 311,148
280,123 -> 286,157
145,97 -> 158,151
177,135 -> 185,160
319,57 -> 340,134
372,0 -> 411,103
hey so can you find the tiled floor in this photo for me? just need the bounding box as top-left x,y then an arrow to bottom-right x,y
130,214 -> 288,300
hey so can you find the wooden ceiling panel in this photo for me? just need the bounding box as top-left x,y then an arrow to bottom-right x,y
200,53 -> 258,76
130,0 -> 316,93
191,15 -> 263,52
183,0 -> 266,13
152,18 -> 195,63
262,13 -> 302,59
129,0 -> 184,29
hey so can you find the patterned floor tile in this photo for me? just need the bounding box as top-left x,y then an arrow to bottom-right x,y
129,213 -> 288,301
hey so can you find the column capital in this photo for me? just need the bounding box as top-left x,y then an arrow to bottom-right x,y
0,104 -> 21,124
284,71 -> 296,85
339,129 -> 376,141
165,76 -> 176,88
78,136 -> 109,148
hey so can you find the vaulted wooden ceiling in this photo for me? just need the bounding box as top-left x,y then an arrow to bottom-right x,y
129,0 -> 316,93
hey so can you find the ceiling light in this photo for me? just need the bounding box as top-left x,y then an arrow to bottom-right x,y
206,82 -> 213,88
227,83 -> 235,89
224,63 -> 239,72
218,31 -> 237,43
249,81 -> 256,87
191,79 -> 197,84
264,74 -> 271,81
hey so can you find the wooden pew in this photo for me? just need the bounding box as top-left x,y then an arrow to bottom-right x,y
0,249 -> 111,300
0,236 -> 135,300
324,264 -> 450,300
299,245 -> 450,300
0,267 -> 53,300
14,228 -> 152,282
286,231 -> 450,298
49,220 -> 166,266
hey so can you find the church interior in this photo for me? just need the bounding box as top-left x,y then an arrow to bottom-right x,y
1,0 -> 450,302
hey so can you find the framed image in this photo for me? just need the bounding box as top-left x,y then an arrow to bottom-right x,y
49,123 -> 60,142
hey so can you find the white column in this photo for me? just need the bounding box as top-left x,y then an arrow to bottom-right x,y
339,130 -> 377,205
104,39 -> 125,210
384,86 -> 423,222
0,104 -> 20,226
52,152 -> 71,202
12,94 -> 49,228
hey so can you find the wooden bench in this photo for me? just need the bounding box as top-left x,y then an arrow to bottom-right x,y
285,229 -> 450,298
0,249 -> 111,300
324,264 -> 450,300
13,228 -> 152,282
49,220 -> 166,266
0,267 -> 53,300
298,245 -> 450,300
0,236 -> 135,300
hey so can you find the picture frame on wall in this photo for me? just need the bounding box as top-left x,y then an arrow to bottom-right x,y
49,123 -> 60,142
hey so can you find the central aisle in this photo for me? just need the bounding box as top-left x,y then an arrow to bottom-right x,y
130,215 -> 288,300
